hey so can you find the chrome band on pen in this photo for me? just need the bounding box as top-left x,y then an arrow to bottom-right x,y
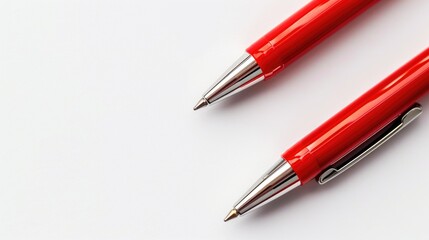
317,103 -> 423,185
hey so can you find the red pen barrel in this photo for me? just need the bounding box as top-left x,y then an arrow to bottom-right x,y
247,0 -> 379,78
282,48 -> 429,184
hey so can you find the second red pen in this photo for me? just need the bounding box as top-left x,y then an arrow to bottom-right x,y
225,48 -> 429,221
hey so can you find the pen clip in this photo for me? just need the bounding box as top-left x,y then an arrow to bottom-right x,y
317,103 -> 423,185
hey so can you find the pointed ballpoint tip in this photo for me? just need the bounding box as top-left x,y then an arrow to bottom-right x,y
193,98 -> 208,111
224,209 -> 239,222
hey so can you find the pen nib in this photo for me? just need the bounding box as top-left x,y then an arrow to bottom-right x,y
193,98 -> 208,111
224,209 -> 239,222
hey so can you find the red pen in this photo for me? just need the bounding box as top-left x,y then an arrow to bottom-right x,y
224,48 -> 429,221
194,0 -> 379,110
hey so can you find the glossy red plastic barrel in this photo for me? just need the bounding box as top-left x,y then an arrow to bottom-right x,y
247,0 -> 379,78
282,48 -> 429,184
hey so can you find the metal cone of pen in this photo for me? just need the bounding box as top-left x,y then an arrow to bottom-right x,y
194,0 -> 379,110
224,48 -> 429,221
225,159 -> 300,221
193,53 -> 264,110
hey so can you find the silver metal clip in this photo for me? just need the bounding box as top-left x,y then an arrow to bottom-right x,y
317,103 -> 423,185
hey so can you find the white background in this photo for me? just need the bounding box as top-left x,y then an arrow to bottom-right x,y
0,0 -> 429,239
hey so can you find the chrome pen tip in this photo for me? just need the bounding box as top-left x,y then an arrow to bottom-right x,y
224,209 -> 239,222
193,98 -> 208,111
